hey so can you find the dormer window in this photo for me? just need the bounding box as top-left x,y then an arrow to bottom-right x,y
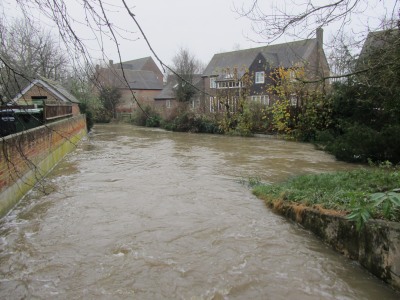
210,77 -> 217,88
255,71 -> 265,84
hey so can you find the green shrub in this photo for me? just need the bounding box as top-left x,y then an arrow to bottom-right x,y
161,111 -> 221,134
93,107 -> 112,123
381,124 -> 400,163
79,102 -> 94,131
145,115 -> 161,127
132,105 -> 160,127
325,123 -> 384,163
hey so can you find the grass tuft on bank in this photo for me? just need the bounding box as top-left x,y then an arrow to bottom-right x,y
252,167 -> 400,223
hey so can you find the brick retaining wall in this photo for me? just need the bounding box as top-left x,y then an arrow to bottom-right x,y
265,200 -> 400,291
0,115 -> 87,217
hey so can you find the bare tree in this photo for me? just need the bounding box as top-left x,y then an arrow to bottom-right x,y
236,1 -> 399,81
0,18 -> 68,98
326,34 -> 358,82
235,0 -> 399,42
171,48 -> 204,102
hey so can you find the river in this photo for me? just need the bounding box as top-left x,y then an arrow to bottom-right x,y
0,123 -> 398,299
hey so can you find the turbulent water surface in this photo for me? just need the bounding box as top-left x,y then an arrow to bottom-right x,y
0,124 -> 398,299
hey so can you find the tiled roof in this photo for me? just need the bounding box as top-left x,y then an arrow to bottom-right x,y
155,74 -> 203,100
104,69 -> 163,90
358,29 -> 398,62
39,77 -> 80,103
203,38 -> 318,77
13,78 -> 80,104
113,56 -> 152,71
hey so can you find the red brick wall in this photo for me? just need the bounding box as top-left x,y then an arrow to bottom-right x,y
117,89 -> 162,112
142,59 -> 164,84
17,85 -> 81,115
16,85 -> 60,105
0,115 -> 86,193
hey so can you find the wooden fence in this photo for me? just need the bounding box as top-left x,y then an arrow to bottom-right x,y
43,103 -> 72,121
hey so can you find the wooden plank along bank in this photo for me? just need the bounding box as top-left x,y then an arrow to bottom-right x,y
0,115 -> 87,218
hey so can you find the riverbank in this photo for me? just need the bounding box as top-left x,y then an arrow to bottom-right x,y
0,115 -> 87,218
252,167 -> 400,291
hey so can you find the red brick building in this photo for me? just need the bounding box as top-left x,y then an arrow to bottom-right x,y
95,57 -> 163,115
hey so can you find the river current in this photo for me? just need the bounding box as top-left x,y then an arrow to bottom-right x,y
0,124 -> 398,299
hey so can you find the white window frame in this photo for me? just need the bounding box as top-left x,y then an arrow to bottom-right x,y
289,70 -> 296,82
264,95 -> 270,106
166,100 -> 171,108
290,94 -> 297,106
251,95 -> 270,106
190,99 -> 199,110
217,81 -> 241,89
255,71 -> 265,84
210,77 -> 216,89
210,97 -> 215,112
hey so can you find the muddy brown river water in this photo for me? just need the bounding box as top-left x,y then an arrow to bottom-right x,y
0,123 -> 399,299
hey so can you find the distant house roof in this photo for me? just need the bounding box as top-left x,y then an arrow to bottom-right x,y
13,78 -> 80,104
358,29 -> 399,67
113,56 -> 153,71
102,69 -> 163,90
203,38 -> 320,77
98,56 -> 163,90
155,74 -> 203,100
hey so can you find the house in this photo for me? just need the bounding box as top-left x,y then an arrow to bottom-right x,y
0,78 -> 81,136
95,57 -> 163,115
154,74 -> 204,117
202,28 -> 330,112
12,78 -> 80,117
357,28 -> 398,70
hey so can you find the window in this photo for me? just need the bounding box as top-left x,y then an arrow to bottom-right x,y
210,97 -> 215,112
264,95 -> 270,106
255,71 -> 265,84
225,73 -> 233,79
290,94 -> 297,106
190,99 -> 199,110
166,100 -> 171,108
289,70 -> 296,82
216,81 -> 241,89
210,77 -> 216,89
251,95 -> 270,106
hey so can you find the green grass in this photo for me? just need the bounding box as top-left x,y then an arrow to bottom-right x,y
252,167 -> 400,222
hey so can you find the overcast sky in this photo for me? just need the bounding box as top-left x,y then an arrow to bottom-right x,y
89,0 -> 397,66
3,0 -> 399,71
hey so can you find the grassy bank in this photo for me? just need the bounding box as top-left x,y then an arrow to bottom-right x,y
252,166 -> 400,226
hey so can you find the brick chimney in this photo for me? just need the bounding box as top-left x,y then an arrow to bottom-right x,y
316,27 -> 323,48
316,27 -> 324,78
